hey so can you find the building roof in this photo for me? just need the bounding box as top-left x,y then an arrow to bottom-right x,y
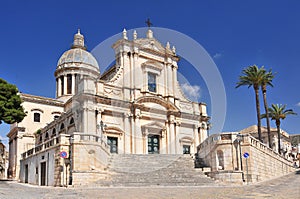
239,125 -> 289,138
21,93 -> 64,107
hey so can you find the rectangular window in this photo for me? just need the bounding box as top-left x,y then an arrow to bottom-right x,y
34,113 -> 41,122
148,72 -> 157,92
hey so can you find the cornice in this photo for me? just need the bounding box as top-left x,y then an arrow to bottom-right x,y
21,93 -> 65,107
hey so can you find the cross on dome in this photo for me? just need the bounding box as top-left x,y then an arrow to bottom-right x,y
145,18 -> 153,28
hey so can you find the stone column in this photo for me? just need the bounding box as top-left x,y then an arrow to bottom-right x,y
57,77 -> 62,97
72,74 -> 75,95
124,112 -> 132,154
56,78 -> 58,98
169,115 -> 175,154
194,124 -> 200,154
164,63 -> 168,96
134,109 -> 143,154
160,129 -> 167,154
63,75 -> 67,95
175,121 -> 181,154
133,53 -> 139,99
167,64 -> 173,96
144,129 -> 148,154
131,113 -> 135,153
172,65 -> 177,97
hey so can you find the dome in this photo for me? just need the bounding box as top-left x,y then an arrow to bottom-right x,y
56,29 -> 99,72
57,48 -> 99,69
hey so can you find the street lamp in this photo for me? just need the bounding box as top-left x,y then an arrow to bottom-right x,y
207,121 -> 212,137
236,134 -> 245,182
99,120 -> 107,142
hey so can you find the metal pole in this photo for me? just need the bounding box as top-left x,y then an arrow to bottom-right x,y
62,165 -> 64,187
239,141 -> 244,182
246,158 -> 249,185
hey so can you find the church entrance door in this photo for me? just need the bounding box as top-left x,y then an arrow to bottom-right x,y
148,135 -> 160,154
25,164 -> 28,183
40,162 -> 46,186
107,137 -> 118,154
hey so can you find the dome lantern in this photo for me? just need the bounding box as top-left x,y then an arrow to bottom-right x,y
72,29 -> 86,50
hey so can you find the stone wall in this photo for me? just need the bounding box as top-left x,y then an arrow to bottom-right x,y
71,133 -> 110,186
20,132 -> 110,186
241,135 -> 295,183
197,132 -> 295,184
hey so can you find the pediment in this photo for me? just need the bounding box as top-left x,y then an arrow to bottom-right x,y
180,136 -> 194,143
142,121 -> 166,130
104,126 -> 124,135
135,38 -> 169,53
141,60 -> 163,71
135,96 -> 179,112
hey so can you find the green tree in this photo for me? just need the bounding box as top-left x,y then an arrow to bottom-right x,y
261,69 -> 275,148
236,65 -> 266,142
262,104 -> 296,154
0,78 -> 26,124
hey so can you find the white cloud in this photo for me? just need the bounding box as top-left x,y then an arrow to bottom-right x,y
296,102 -> 300,107
213,52 -> 222,59
181,83 -> 201,101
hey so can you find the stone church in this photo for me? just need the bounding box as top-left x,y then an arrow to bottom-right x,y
7,28 -> 210,186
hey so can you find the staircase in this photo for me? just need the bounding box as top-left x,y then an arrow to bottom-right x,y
95,154 -> 216,186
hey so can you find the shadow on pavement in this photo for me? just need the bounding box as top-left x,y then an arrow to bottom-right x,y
295,170 -> 300,175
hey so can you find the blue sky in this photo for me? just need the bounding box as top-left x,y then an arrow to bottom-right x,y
1,0 -> 300,146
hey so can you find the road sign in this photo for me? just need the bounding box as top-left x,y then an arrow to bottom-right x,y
243,152 -> 250,158
60,151 -> 68,158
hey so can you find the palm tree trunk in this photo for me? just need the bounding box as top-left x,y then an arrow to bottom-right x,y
254,86 -> 262,142
276,120 -> 281,154
262,85 -> 271,148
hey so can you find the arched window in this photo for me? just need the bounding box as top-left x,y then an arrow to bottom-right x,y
34,113 -> 41,122
52,129 -> 56,137
217,150 -> 224,170
69,117 -> 74,125
45,132 -> 49,139
60,123 -> 65,130
67,74 -> 72,94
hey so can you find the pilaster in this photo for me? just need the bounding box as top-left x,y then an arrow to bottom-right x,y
134,109 -> 143,154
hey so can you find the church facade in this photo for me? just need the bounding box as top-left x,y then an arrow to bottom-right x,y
8,28 -> 210,186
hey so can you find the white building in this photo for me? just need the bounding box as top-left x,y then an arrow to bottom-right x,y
8,28 -> 210,186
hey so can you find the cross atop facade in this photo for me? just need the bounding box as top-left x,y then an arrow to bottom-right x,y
145,18 -> 153,28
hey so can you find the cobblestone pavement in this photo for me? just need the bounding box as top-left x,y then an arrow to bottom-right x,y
1,170 -> 299,199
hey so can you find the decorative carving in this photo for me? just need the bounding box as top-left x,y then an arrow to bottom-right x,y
104,87 -> 121,96
179,102 -> 192,111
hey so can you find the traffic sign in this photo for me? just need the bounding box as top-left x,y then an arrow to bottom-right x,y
243,152 -> 249,158
60,151 -> 68,158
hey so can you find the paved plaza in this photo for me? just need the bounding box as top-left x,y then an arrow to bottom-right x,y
0,170 -> 299,199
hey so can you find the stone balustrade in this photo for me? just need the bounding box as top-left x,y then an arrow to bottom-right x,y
197,132 -> 295,184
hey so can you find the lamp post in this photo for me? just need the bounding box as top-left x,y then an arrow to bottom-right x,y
236,134 -> 245,182
99,120 -> 107,143
207,121 -> 212,137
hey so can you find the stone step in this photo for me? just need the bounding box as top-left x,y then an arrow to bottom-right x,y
95,154 -> 215,187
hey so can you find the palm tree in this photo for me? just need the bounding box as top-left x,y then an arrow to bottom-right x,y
236,65 -> 266,142
262,104 -> 297,154
261,69 -> 275,148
